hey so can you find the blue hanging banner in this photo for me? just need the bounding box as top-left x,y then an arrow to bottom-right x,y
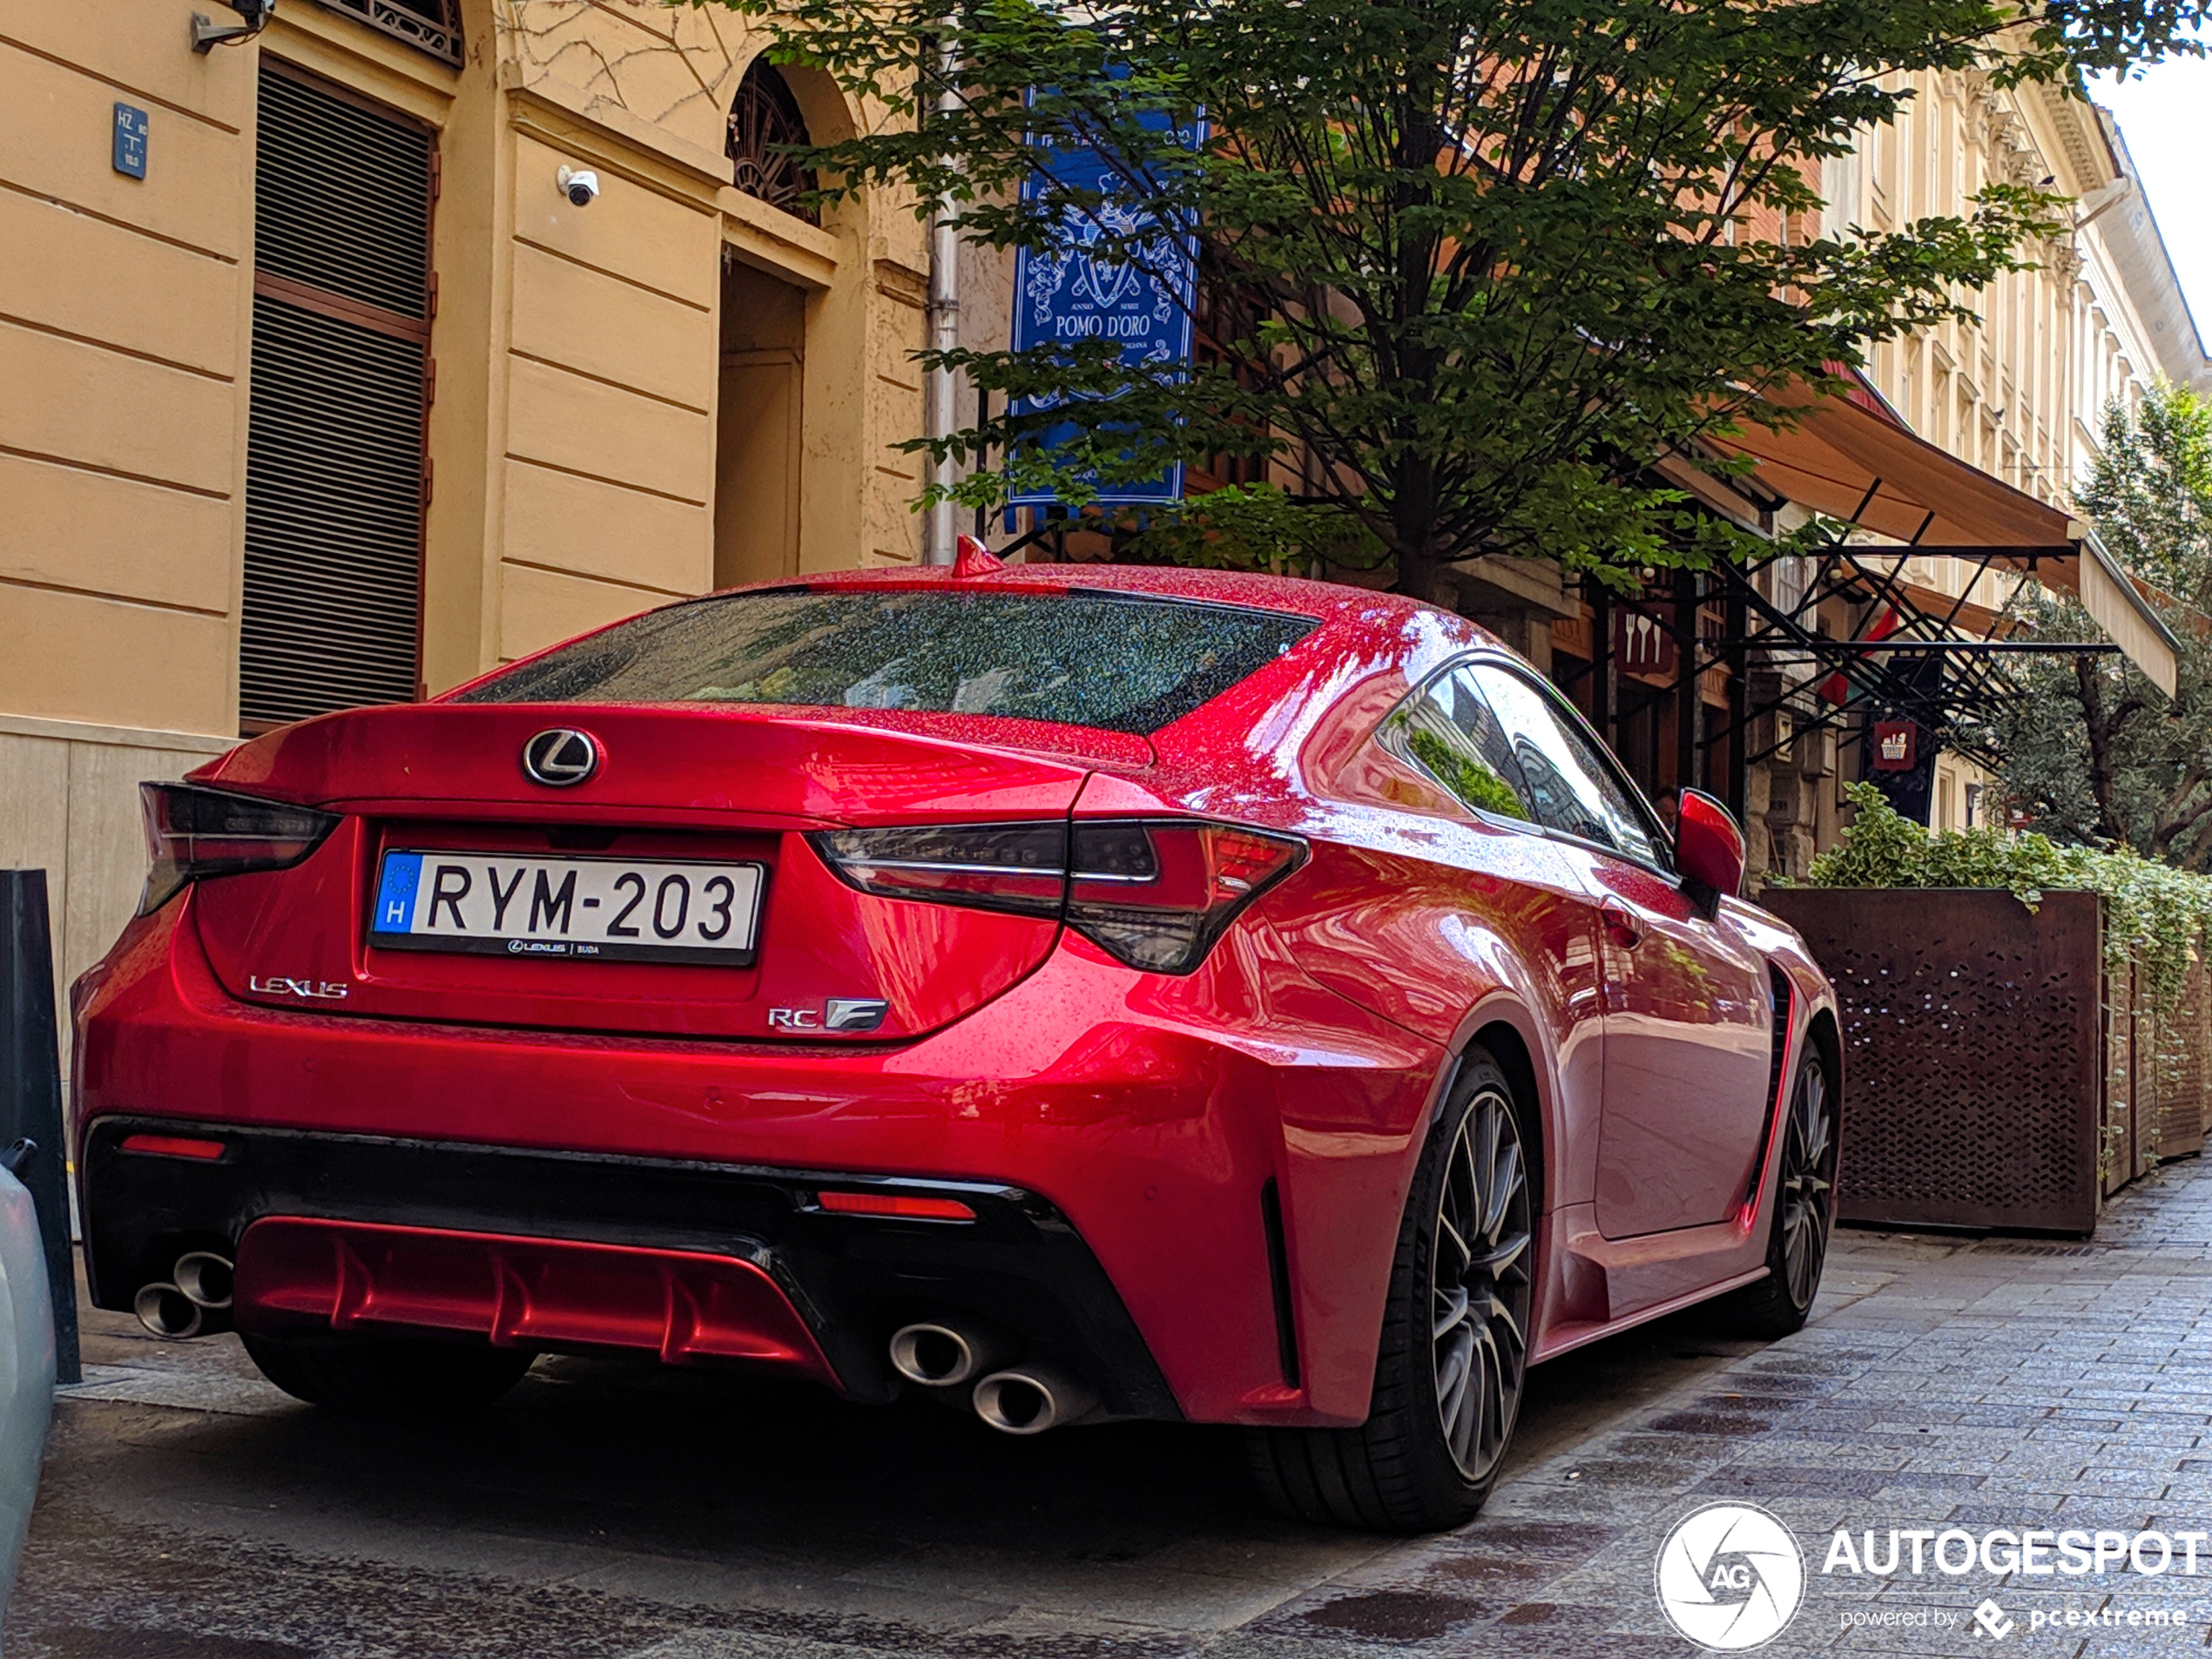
1007,105 -> 1206,509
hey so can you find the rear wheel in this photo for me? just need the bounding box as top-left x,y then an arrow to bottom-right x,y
1721,1050 -> 1836,1339
242,1334 -> 535,1415
1247,1049 -> 1534,1531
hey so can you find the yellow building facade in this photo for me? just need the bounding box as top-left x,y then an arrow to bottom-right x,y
1816,69 -> 2207,836
1,0 -> 927,1012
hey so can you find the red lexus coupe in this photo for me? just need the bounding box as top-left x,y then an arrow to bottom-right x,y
74,550 -> 1838,1531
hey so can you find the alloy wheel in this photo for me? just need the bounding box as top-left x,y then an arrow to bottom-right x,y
1778,1061 -> 1834,1309
1430,1084 -> 1533,1482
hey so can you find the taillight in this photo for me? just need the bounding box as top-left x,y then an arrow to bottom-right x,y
138,782 -> 340,914
809,818 -> 1305,974
1069,819 -> 1305,972
806,821 -> 1067,917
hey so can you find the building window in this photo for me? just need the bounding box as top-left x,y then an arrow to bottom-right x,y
307,0 -> 462,65
728,60 -> 818,225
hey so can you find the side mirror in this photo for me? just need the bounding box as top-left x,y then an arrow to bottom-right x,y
1675,788 -> 1745,912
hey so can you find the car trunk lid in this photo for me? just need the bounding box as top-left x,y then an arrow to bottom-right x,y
188,705 -> 1111,1042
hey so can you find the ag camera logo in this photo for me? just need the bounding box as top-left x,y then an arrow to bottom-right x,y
1656,1502 -> 1805,1649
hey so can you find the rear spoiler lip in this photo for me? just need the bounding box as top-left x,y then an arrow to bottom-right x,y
287,797 -> 845,830
205,705 -> 1157,794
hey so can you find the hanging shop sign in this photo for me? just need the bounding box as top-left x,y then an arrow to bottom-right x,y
1008,101 -> 1205,509
1613,603 -> 1678,679
1871,720 -> 1919,772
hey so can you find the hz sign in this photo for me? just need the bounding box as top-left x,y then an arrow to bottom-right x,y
113,104 -> 149,179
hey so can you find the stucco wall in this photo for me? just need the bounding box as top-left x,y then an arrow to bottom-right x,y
0,2 -> 253,741
0,717 -> 234,1077
0,0 -> 927,985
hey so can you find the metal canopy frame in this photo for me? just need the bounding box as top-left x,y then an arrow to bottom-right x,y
1553,536 -> 2121,807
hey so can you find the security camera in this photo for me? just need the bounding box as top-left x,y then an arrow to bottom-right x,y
192,0 -> 274,51
556,165 -> 601,208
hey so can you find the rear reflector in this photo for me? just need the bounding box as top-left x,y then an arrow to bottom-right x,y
816,1190 -> 977,1221
808,817 -> 1306,974
119,1133 -> 227,1161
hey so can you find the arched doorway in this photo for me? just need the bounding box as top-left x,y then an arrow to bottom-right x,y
714,59 -> 819,588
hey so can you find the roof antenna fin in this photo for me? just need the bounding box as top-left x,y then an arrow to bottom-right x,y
953,535 -> 1006,578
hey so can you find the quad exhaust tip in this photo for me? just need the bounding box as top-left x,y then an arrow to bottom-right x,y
134,1250 -> 236,1338
133,1283 -> 203,1340
972,1363 -> 1096,1435
888,1321 -> 1008,1390
173,1251 -> 234,1311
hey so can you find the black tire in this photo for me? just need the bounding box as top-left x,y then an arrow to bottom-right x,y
242,1334 -> 536,1416
1721,1049 -> 1837,1339
1247,1047 -> 1535,1532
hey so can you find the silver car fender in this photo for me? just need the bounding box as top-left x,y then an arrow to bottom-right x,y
0,1166 -> 55,1637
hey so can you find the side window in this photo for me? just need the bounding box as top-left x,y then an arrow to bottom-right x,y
1382,671 -> 1534,822
1467,665 -> 1669,867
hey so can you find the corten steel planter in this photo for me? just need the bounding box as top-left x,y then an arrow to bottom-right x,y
2160,962 -> 2211,1163
1761,888 -> 2104,1235
2104,954 -> 2209,1193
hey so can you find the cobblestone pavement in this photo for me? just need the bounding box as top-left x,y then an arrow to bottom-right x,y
13,1157 -> 2212,1659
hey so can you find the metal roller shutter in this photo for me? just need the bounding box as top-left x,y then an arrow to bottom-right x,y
239,64 -> 433,731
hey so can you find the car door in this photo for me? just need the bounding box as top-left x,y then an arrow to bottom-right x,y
1462,664 -> 1772,1239
1375,664 -> 1608,1150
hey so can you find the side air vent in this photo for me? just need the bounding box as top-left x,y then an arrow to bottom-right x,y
1767,965 -> 1793,1105
1260,1178 -> 1300,1388
1742,967 -> 1794,1211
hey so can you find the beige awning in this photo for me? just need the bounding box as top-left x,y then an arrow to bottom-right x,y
1714,381 -> 2180,697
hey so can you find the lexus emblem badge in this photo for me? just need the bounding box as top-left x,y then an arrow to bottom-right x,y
522,728 -> 599,787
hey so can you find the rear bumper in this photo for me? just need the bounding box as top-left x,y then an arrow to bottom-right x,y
75,896 -> 1444,1425
79,1117 -> 1175,1415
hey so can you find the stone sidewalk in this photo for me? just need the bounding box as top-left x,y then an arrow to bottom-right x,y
12,1158 -> 2212,1658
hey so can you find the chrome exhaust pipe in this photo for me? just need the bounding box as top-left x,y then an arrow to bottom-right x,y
134,1283 -> 203,1340
972,1363 -> 1096,1434
173,1251 -> 234,1311
888,1322 -> 1008,1389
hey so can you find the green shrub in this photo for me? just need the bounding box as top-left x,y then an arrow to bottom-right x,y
1797,781 -> 2212,1010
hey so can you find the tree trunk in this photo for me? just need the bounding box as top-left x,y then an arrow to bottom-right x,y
1386,450 -> 1443,602
1393,546 -> 1442,604
2075,652 -> 2128,846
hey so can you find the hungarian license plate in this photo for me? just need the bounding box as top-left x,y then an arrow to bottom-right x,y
369,850 -> 765,966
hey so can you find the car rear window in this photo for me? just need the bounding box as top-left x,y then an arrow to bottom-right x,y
455,588 -> 1318,736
